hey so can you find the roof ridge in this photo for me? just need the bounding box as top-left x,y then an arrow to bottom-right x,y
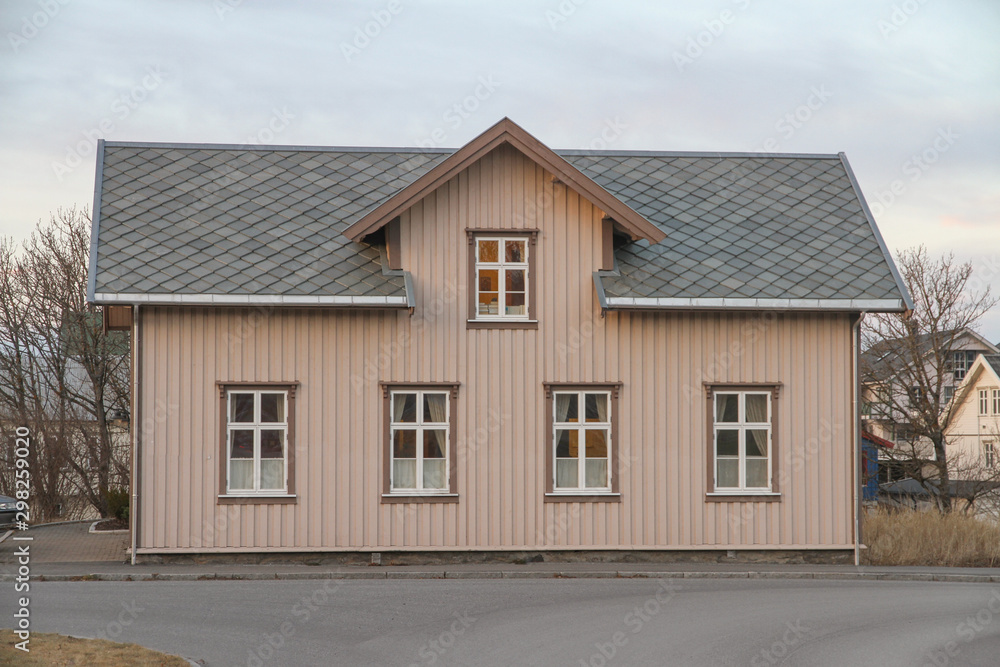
100,141 -> 843,160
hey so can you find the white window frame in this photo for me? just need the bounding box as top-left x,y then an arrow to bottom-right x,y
474,237 -> 529,320
713,391 -> 772,493
993,389 -> 1000,415
552,390 -> 613,493
984,441 -> 996,468
225,389 -> 288,495
389,389 -> 450,494
980,389 -> 990,416
952,350 -> 978,381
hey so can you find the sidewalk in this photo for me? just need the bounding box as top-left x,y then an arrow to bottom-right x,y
0,521 -> 129,564
0,522 -> 997,583
3,559 -> 999,584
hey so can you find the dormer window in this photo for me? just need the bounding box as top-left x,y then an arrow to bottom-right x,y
466,229 -> 538,329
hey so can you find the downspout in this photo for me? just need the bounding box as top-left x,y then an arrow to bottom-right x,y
852,312 -> 864,567
130,305 -> 141,565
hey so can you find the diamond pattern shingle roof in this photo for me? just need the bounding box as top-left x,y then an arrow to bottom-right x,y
91,142 -> 907,308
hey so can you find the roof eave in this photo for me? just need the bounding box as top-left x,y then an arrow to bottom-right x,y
91,292 -> 411,308
839,152 -> 915,313
600,296 -> 907,312
86,140 -> 106,305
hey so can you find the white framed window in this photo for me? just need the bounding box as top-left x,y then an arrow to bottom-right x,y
475,237 -> 528,319
713,391 -> 772,492
984,441 -> 996,468
980,389 -> 990,416
552,390 -> 612,492
226,389 -> 288,494
389,390 -> 450,493
993,389 -> 1000,415
952,350 -> 979,381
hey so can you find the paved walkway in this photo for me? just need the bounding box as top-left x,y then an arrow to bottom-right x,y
0,523 -> 997,583
0,521 -> 129,564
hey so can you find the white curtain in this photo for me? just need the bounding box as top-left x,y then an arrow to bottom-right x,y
425,394 -> 447,424
229,460 -> 253,491
393,394 -> 408,422
585,460 -> 607,488
393,459 -> 416,489
556,393 -> 574,422
593,394 -> 608,422
556,459 -> 577,488
746,394 -> 768,423
259,460 -> 284,490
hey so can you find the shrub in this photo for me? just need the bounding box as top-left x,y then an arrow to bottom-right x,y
102,487 -> 129,521
862,506 -> 1000,567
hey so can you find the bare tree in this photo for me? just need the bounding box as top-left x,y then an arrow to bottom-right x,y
862,246 -> 999,513
0,207 -> 130,521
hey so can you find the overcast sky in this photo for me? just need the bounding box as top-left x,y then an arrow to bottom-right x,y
1,0 -> 998,340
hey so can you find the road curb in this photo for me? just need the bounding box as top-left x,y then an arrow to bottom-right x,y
6,570 -> 1000,583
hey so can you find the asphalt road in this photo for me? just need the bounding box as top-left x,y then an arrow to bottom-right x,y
5,578 -> 1000,666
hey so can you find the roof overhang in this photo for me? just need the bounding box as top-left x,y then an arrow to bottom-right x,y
93,292 -> 411,307
343,117 -> 667,244
596,294 -> 908,312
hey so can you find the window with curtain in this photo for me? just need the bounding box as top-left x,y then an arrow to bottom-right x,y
553,390 -> 612,492
226,389 -> 288,494
713,391 -> 771,492
475,237 -> 528,319
390,390 -> 449,492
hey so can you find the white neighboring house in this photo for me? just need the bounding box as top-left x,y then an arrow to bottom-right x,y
945,353 -> 1000,479
862,328 -> 999,445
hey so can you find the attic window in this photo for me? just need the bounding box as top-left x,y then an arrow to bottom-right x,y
466,229 -> 538,330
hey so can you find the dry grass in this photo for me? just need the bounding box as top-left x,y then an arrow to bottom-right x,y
862,506 -> 1000,567
0,629 -> 188,666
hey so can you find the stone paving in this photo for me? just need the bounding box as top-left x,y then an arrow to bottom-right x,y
0,521 -> 129,564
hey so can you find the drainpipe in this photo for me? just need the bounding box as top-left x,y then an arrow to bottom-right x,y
852,312 -> 864,567
130,305 -> 141,566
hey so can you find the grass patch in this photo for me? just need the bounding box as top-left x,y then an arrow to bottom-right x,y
862,506 -> 1000,567
0,629 -> 188,666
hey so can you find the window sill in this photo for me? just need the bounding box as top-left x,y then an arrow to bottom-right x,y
218,494 -> 297,505
544,492 -> 621,503
381,493 -> 459,504
466,319 -> 538,330
705,493 -> 781,503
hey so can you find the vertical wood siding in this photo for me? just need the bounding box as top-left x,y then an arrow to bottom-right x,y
138,144 -> 855,552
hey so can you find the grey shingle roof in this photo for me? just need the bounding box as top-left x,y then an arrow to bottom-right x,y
983,355 -> 1000,377
92,145 -> 448,300
90,141 -> 909,309
563,152 -> 903,304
